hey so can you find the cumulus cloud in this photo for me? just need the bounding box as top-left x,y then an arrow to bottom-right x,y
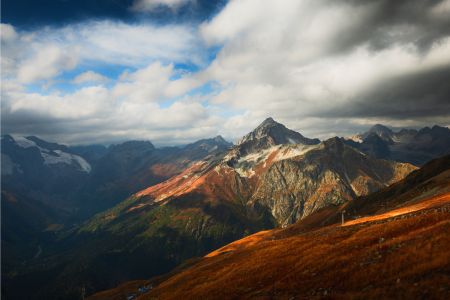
1,21 -> 204,83
1,61 -> 219,145
198,0 -> 450,139
0,23 -> 17,41
1,24 -> 20,78
0,20 -> 214,145
113,62 -> 174,103
131,0 -> 194,12
17,45 -> 79,83
72,71 -> 109,84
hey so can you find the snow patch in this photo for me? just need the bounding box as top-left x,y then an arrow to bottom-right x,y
9,136 -> 91,173
41,150 -> 91,172
274,144 -> 318,161
71,154 -> 92,173
232,144 -> 318,178
237,146 -> 279,165
11,135 -> 37,148
287,138 -> 299,144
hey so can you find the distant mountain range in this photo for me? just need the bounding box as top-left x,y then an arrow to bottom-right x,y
1,120 -> 449,299
345,124 -> 450,165
1,133 -> 231,217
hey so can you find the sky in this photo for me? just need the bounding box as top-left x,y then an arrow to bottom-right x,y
1,0 -> 450,146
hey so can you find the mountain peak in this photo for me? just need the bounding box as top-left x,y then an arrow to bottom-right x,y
237,118 -> 319,154
369,124 -> 393,134
259,117 -> 277,127
364,124 -> 394,143
213,135 -> 229,144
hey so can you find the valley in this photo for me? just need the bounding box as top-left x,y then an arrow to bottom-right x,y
1,120 -> 449,299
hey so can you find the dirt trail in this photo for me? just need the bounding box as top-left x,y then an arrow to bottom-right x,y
344,193 -> 450,226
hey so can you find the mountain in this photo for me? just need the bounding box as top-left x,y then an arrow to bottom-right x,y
1,134 -> 92,177
13,118 -> 417,299
236,117 -> 320,155
92,155 -> 450,300
69,144 -> 109,165
180,135 -> 232,159
1,135 -> 97,300
364,124 -> 394,142
245,137 -> 414,225
1,135 -> 92,216
140,133 -> 414,224
283,153 -> 450,232
346,124 -> 450,165
1,134 -> 233,218
78,136 -> 232,215
1,134 -> 233,300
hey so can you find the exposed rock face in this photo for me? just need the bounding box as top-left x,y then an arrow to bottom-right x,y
248,138 -> 414,226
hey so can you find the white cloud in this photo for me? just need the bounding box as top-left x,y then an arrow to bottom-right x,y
0,24 -> 17,42
113,62 -> 173,103
17,45 -> 79,83
131,0 -> 193,12
72,71 -> 109,84
1,61 -> 221,145
197,0 -> 450,138
430,0 -> 450,19
1,21 -> 204,83
73,21 -> 202,66
5,85 -> 112,120
1,24 -> 23,79
1,21 -> 212,145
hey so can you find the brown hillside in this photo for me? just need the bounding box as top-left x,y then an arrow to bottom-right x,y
89,191 -> 450,300
141,192 -> 450,300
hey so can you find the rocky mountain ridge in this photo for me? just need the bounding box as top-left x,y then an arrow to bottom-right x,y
346,124 -> 450,165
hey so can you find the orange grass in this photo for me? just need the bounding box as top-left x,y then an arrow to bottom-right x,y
138,193 -> 450,300
344,193 -> 450,226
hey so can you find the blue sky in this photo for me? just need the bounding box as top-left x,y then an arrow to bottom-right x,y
1,0 -> 450,145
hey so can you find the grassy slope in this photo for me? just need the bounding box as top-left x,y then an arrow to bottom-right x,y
139,192 -> 450,299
